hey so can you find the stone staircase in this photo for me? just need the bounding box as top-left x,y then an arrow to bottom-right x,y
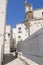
2,52 -> 39,65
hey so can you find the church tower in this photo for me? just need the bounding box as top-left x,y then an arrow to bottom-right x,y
24,0 -> 33,36
24,0 -> 33,20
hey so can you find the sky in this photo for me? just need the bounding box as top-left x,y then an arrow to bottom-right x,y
6,0 -> 43,28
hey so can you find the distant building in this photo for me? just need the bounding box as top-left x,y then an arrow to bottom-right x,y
24,0 -> 43,35
4,25 -> 14,54
13,23 -> 29,44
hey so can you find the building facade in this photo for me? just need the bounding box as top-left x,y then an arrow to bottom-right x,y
4,25 -> 14,54
13,28 -> 16,49
0,0 -> 8,64
24,0 -> 43,35
13,23 -> 29,44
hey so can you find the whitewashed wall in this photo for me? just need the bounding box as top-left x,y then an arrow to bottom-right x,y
13,28 -> 16,49
30,19 -> 43,35
4,25 -> 14,54
0,0 -> 7,64
13,24 -> 28,45
33,9 -> 43,18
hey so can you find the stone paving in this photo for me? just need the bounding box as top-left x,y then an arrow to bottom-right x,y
5,58 -> 25,65
1,52 -> 39,65
2,53 -> 25,65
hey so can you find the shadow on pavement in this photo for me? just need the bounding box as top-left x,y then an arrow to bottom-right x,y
2,54 -> 16,65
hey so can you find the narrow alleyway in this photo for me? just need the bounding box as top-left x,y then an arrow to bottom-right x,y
2,53 -> 26,65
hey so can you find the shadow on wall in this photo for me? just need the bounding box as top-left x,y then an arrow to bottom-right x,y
17,27 -> 43,65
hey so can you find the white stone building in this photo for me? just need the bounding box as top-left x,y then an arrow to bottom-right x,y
24,0 -> 43,35
4,25 -> 14,54
13,28 -> 16,49
13,23 -> 29,44
0,0 -> 8,64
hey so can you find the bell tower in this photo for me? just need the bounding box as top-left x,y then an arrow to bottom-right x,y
24,0 -> 33,36
24,0 -> 33,20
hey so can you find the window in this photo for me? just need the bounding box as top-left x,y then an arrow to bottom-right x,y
8,33 -> 10,36
42,12 -> 43,16
5,39 -> 6,41
11,30 -> 12,33
18,27 -> 21,33
29,7 -> 30,10
18,36 -> 21,38
18,27 -> 21,30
